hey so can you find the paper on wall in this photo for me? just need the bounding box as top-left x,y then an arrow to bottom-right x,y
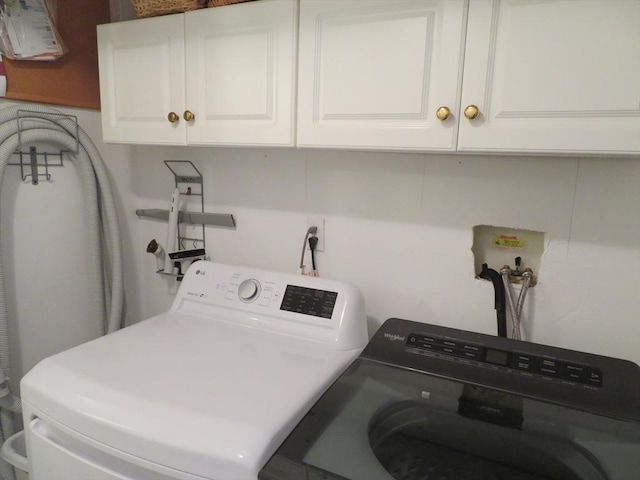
0,0 -> 67,60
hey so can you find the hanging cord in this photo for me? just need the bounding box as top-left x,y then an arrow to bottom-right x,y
308,235 -> 319,277
298,226 -> 317,274
479,263 -> 507,338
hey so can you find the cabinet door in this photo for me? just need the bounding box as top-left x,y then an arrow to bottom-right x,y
459,0 -> 640,155
184,0 -> 297,146
297,0 -> 467,151
98,16 -> 187,145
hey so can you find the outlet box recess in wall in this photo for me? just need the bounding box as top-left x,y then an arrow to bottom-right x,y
472,225 -> 544,285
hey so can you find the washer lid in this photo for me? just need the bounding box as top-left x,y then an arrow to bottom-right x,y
21,312 -> 360,479
259,359 -> 640,480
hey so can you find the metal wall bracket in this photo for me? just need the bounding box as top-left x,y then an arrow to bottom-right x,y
137,160 -> 236,280
135,209 -> 236,228
7,110 -> 79,185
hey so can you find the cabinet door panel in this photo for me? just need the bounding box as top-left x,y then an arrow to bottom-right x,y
185,0 -> 297,146
459,0 -> 640,154
98,16 -> 186,145
203,31 -> 270,117
297,0 -> 466,151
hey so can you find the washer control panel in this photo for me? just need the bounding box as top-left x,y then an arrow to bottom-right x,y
361,318 -> 640,422
235,279 -> 338,318
280,285 -> 338,319
406,333 -> 603,388
172,261 -> 367,350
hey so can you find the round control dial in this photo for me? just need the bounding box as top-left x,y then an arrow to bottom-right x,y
238,279 -> 261,303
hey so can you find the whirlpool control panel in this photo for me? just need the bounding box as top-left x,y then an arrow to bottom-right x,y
406,333 -> 603,388
361,318 -> 640,422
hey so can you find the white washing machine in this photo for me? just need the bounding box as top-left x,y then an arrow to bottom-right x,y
20,261 -> 368,480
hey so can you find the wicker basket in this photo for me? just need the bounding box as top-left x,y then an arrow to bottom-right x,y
208,0 -> 256,7
131,0 -> 207,18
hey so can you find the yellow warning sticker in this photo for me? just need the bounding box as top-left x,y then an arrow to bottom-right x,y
493,235 -> 525,248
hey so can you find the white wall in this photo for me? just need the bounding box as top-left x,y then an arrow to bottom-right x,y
1,99 -> 638,396
127,146 -> 640,364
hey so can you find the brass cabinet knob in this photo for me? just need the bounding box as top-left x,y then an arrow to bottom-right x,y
464,105 -> 480,120
167,112 -> 179,124
183,110 -> 195,122
436,106 -> 451,121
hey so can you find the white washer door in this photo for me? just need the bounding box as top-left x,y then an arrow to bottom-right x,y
28,419 -> 206,480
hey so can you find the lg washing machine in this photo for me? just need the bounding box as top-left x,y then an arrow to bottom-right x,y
21,261 -> 369,480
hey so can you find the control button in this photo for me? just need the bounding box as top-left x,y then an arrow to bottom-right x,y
430,344 -> 451,355
565,364 -> 585,373
238,279 -> 261,303
462,351 -> 480,360
257,290 -> 273,307
560,363 -> 584,382
515,354 -> 533,363
463,344 -> 480,352
542,359 -> 557,368
585,368 -> 603,387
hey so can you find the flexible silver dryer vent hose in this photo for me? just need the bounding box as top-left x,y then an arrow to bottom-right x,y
0,104 -> 124,480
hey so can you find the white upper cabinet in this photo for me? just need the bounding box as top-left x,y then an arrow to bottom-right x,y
296,0 -> 467,151
297,0 -> 640,154
99,0 -> 639,155
459,0 -> 640,155
98,14 -> 186,145
98,0 -> 297,146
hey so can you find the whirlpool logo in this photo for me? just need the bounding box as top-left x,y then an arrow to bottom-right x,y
384,333 -> 405,342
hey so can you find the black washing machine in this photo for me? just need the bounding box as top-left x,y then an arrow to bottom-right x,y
259,318 -> 640,480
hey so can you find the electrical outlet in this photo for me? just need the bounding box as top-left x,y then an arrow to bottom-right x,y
307,217 -> 325,252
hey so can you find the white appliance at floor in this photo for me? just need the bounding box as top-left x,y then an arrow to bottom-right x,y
19,261 -> 368,480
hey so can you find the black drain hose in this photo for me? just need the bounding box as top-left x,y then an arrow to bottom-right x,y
479,263 -> 507,338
